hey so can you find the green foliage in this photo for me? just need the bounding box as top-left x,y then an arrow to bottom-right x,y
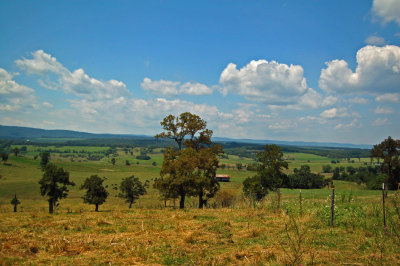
10,194 -> 20,205
155,112 -> 212,151
154,112 -> 221,208
11,194 -> 21,212
287,165 -> 327,189
136,155 -> 151,160
366,173 -> 387,190
39,151 -> 50,169
39,163 -> 75,213
370,136 -> 400,190
80,175 -> 109,211
322,164 -> 332,173
111,158 -> 116,165
243,144 -> 288,201
1,152 -> 8,163
243,175 -> 268,201
118,176 -> 147,208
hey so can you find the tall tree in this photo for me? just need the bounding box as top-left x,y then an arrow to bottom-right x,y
154,112 -> 222,209
155,112 -> 211,151
118,176 -> 147,208
370,136 -> 400,190
156,147 -> 197,209
243,144 -> 288,201
40,152 -> 50,170
39,163 -> 75,214
80,175 -> 109,211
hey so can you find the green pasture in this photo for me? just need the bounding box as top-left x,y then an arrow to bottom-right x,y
0,145 -> 382,213
12,144 -> 110,153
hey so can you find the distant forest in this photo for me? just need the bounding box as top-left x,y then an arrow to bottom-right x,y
0,137 -> 370,160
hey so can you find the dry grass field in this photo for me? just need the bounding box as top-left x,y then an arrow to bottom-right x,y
0,148 -> 399,265
1,193 -> 400,265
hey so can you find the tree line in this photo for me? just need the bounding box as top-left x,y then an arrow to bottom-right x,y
242,136 -> 400,202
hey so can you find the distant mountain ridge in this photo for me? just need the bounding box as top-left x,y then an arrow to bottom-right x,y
0,125 -> 372,149
212,137 -> 373,149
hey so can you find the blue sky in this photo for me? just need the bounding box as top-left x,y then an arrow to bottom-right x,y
0,0 -> 399,144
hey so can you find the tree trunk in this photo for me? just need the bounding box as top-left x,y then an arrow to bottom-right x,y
198,191 -> 204,209
95,203 -> 99,212
49,200 -> 54,214
179,193 -> 185,209
129,201 -> 132,209
14,204 -> 17,212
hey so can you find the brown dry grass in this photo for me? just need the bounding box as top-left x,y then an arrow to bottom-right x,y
1,206 -> 399,265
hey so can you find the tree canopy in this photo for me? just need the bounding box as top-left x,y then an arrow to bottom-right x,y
40,151 -> 50,170
80,175 -> 109,211
243,144 -> 288,201
118,176 -> 147,208
370,136 -> 400,190
154,112 -> 222,208
39,163 -> 75,213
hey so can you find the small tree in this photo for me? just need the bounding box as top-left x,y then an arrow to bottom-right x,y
39,163 -> 75,214
80,175 -> 109,211
118,176 -> 147,208
126,160 -> 130,166
1,153 -> 8,164
370,136 -> 400,190
40,152 -> 50,169
111,158 -> 116,166
11,194 -> 21,212
13,148 -> 19,156
243,144 -> 288,201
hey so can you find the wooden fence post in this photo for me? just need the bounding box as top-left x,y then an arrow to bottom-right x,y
382,183 -> 386,228
277,188 -> 281,210
299,189 -> 302,216
330,188 -> 335,227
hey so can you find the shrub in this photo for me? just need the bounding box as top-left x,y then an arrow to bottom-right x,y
136,155 -> 151,160
212,190 -> 237,208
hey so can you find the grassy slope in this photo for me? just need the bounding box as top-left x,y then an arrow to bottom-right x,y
0,148 -> 399,264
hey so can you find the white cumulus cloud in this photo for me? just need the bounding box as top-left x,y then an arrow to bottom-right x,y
141,78 -> 212,96
375,93 -> 399,102
269,120 -> 296,131
319,45 -> 400,94
372,0 -> 400,26
141,78 -> 180,96
372,117 -> 389,126
0,68 -> 37,111
347,97 -> 369,104
374,105 -> 394,114
179,82 -> 213,95
365,35 -> 386,46
320,107 -> 349,119
219,59 -> 309,104
16,50 -> 131,100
